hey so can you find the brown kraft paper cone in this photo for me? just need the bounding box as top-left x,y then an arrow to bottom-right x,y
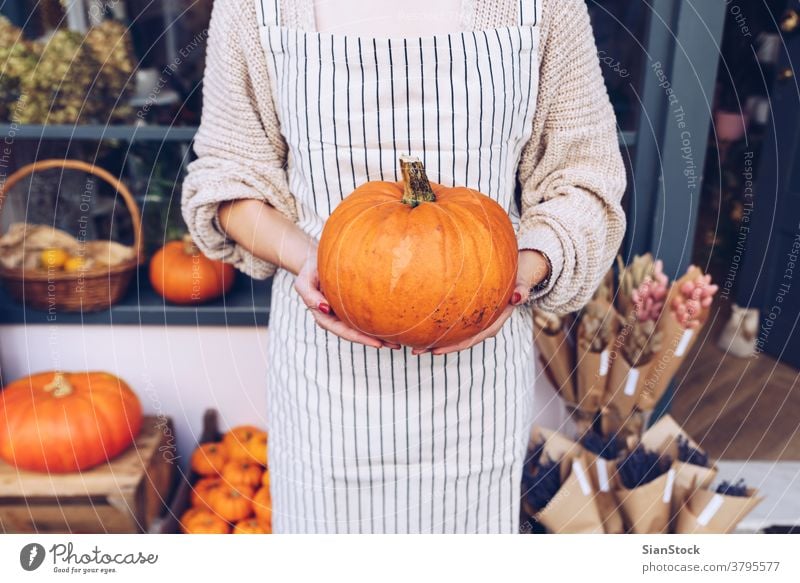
675,488 -> 763,534
605,354 -> 650,420
582,452 -> 625,534
576,346 -> 611,413
536,458 -> 604,534
638,315 -> 701,410
638,267 -> 710,410
534,329 -> 576,404
531,426 -> 584,481
640,415 -> 718,512
616,466 -> 676,533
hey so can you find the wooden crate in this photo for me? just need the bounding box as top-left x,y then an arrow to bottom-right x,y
0,416 -> 177,534
151,410 -> 219,534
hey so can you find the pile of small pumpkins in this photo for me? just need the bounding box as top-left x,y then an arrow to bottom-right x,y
181,425 -> 272,534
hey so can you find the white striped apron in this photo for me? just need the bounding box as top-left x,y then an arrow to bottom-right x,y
258,0 -> 542,533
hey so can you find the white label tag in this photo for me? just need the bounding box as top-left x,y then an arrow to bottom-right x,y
662,468 -> 676,503
623,367 -> 640,396
599,349 -> 610,376
596,460 -> 610,492
674,329 -> 694,357
696,493 -> 725,526
572,460 -> 593,496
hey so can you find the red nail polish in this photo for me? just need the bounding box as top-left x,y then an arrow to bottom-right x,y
318,302 -> 331,314
512,292 -> 522,305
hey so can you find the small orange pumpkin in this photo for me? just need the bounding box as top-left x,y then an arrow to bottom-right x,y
149,235 -> 235,304
318,156 -> 518,349
0,371 -> 143,473
252,486 -> 272,527
182,510 -> 230,534
208,484 -> 254,523
178,508 -> 205,532
233,518 -> 270,534
191,477 -> 222,510
190,443 -> 228,476
221,460 -> 263,488
244,432 -> 268,466
223,426 -> 267,462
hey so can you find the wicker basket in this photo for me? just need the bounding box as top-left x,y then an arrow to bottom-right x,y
0,159 -> 143,312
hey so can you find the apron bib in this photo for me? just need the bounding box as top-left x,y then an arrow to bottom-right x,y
258,0 -> 542,533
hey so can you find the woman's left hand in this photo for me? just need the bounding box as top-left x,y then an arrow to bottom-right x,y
418,250 -> 550,356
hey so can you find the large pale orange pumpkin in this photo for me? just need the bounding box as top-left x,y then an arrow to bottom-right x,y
318,156 -> 518,349
0,371 -> 143,473
149,235 -> 235,304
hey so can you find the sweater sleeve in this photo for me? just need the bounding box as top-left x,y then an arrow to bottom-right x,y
517,0 -> 627,313
181,0 -> 297,280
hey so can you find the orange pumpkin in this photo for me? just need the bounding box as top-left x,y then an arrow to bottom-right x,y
244,432 -> 268,466
233,518 -> 270,534
223,426 -> 267,462
0,371 -> 142,473
191,477 -> 222,510
181,510 -> 230,534
222,460 -> 263,488
318,156 -> 518,349
252,486 -> 272,527
190,443 -> 228,476
261,471 -> 271,489
208,484 -> 254,523
149,235 -> 235,304
178,508 -> 205,532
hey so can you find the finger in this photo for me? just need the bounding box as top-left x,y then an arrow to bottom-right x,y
382,341 -> 402,350
511,283 -> 530,306
312,311 -> 384,349
294,271 -> 329,312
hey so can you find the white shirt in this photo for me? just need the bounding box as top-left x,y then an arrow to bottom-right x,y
313,0 -> 463,36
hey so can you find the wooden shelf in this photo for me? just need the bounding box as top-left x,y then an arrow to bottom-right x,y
0,267 -> 272,327
0,124 -> 198,142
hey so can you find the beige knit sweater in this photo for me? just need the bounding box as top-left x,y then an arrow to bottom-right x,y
182,0 -> 626,314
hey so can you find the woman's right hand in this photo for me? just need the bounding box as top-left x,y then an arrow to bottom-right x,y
294,252 -> 399,350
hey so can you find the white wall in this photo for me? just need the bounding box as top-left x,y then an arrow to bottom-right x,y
0,324 -> 269,466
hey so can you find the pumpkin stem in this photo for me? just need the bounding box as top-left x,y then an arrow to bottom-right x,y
400,156 -> 435,208
43,373 -> 73,398
182,234 -> 198,255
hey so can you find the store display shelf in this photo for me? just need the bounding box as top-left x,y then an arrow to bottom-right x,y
0,268 -> 272,327
0,124 -> 198,142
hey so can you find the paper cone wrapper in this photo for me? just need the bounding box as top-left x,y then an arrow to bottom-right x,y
536,458 -> 604,534
531,426 -> 584,481
575,300 -> 618,413
675,488 -> 763,534
616,467 -> 676,533
640,415 -> 718,508
534,327 -> 576,404
582,452 -> 625,534
605,355 -> 649,420
638,267 -> 711,410
576,347 -> 611,413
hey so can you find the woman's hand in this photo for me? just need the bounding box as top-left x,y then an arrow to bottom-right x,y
294,251 -> 400,350
419,250 -> 551,356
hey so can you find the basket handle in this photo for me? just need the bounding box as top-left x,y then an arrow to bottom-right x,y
0,159 -> 143,259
